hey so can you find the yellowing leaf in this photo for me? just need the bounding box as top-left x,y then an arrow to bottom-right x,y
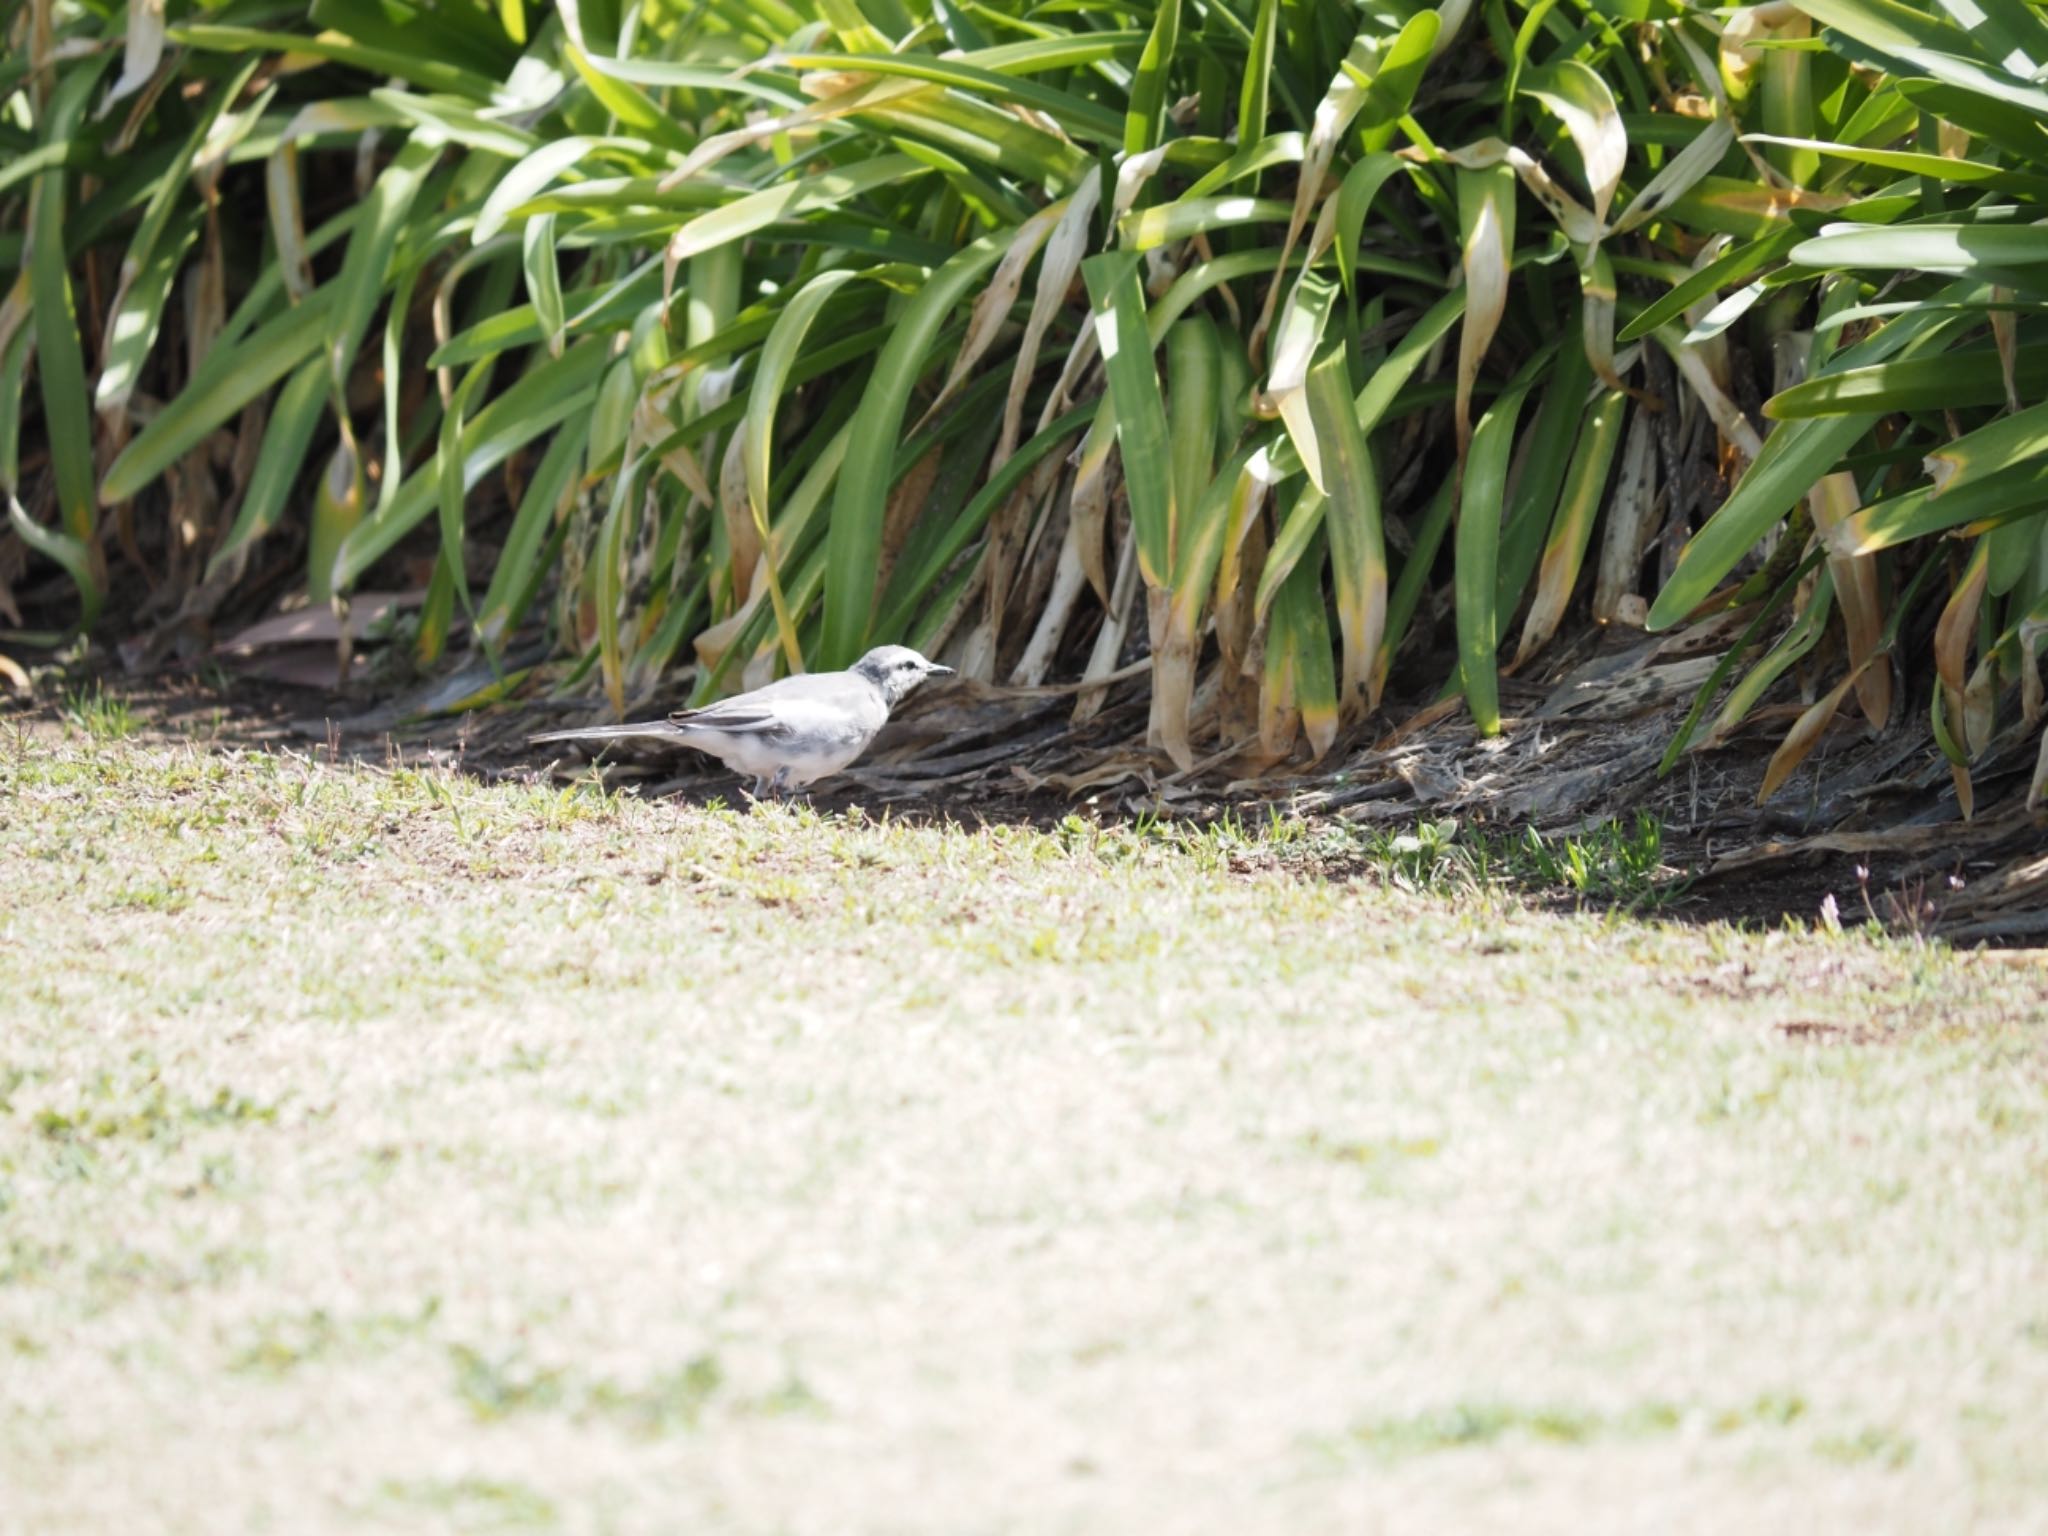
1454,163 -> 1515,461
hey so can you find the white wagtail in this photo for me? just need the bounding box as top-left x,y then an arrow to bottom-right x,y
529,644 -> 954,799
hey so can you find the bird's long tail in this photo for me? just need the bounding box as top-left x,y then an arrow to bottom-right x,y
527,721 -> 685,747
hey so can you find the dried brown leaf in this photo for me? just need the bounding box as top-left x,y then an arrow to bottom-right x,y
916,201 -> 1065,439
1758,663 -> 1867,804
1808,471 -> 1890,731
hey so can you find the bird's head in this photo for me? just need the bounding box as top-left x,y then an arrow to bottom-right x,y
852,645 -> 954,706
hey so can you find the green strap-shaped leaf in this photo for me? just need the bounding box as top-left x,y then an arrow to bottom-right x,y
1265,531 -> 1339,761
1647,289 -> 1974,629
310,0 -> 520,77
94,210 -> 202,416
477,420 -> 588,652
1334,154 -> 1409,299
97,61 -> 264,420
1171,441 -> 1263,631
584,354 -> 637,482
29,55 -> 110,619
1497,329 -> 1590,617
774,47 -> 1129,142
1521,59 -> 1627,225
1657,550 -> 1824,776
1708,570 -> 1837,747
1757,11 -> 1819,184
1354,287 -> 1466,434
416,531 -> 457,667
1832,457 -> 2048,557
1767,346 -> 2048,419
666,155 -> 932,270
522,213 -> 565,357
742,269 -> 863,670
476,138 -> 600,244
1165,316 -> 1220,573
0,142 -> 82,204
1121,196 -> 1293,251
1456,372 -> 1540,736
1454,161 -> 1517,458
1305,344 -> 1387,721
8,493 -> 98,615
120,57 -> 260,297
1240,0 -> 1278,151
1082,250 -> 1176,591
864,91 -> 1089,190
1270,272 -> 1340,489
1515,388 -> 1628,668
171,24 -> 499,100
1813,8 -> 2048,122
1937,0 -> 2048,75
328,134 -> 443,402
1353,11 -> 1443,153
1745,134 -> 2048,198
1922,397 -> 2048,503
438,362 -> 493,622
1790,223 -> 2048,275
818,0 -> 891,52
338,338 -> 610,587
1124,0 -> 1181,156
745,270 -> 861,537
1619,227 -> 1801,343
0,318 -> 34,493
377,261 -> 430,517
308,438 -> 366,604
1264,285 -> 1466,485
817,232 -> 1010,667
1255,484 -> 1326,624
548,55 -> 805,109
371,89 -> 541,161
430,259 -> 664,369
206,358 -> 330,577
1182,133 -> 1306,201
565,44 -> 696,154
102,290 -> 337,505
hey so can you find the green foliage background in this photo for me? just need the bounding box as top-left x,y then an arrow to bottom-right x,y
5,0 -> 2047,806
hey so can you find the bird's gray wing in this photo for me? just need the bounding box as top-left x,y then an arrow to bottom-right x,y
669,672 -> 877,736
666,701 -> 782,735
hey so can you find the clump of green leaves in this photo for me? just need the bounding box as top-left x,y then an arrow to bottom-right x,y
3,0 -> 2041,813
61,683 -> 134,742
1357,813 -> 1677,908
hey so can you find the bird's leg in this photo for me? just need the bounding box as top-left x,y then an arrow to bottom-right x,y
747,775 -> 770,804
769,766 -> 794,801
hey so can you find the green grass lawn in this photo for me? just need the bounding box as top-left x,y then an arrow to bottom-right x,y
2,722 -> 2045,1533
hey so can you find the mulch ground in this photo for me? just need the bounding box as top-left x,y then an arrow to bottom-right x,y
9,609 -> 2043,942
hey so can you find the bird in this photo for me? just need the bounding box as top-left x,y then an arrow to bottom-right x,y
528,644 -> 955,800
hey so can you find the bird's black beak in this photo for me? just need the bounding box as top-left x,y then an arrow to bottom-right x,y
926,664 -> 956,677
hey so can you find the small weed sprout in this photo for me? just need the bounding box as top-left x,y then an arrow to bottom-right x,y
62,683 -> 135,741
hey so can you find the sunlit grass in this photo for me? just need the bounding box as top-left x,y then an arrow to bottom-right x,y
3,727 -> 2044,1531
59,682 -> 135,742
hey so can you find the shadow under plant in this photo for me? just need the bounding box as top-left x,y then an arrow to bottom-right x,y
6,630 -> 2039,939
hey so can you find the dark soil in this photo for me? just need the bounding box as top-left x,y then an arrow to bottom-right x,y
8,621 -> 2043,943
